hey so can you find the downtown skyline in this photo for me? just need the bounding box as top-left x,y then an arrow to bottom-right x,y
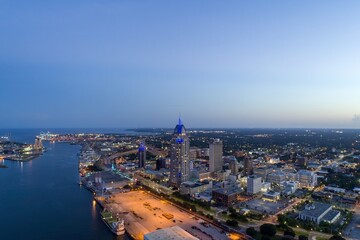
1,1 -> 360,129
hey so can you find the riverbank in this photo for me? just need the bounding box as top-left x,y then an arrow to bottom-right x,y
5,153 -> 42,162
0,136 -> 118,240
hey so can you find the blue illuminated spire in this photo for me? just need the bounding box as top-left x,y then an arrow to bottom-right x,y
177,114 -> 182,134
174,114 -> 186,135
139,142 -> 146,151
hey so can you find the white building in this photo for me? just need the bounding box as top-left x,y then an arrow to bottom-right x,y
298,202 -> 341,224
180,181 -> 213,196
263,191 -> 281,202
261,182 -> 272,193
297,170 -> 317,189
247,175 -> 262,194
282,181 -> 298,195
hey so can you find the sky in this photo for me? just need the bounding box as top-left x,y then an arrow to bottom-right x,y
1,0 -> 360,129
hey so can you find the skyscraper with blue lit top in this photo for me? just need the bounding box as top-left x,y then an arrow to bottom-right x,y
169,117 -> 190,187
138,142 -> 146,168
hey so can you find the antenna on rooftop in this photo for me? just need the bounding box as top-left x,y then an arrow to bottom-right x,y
178,112 -> 182,126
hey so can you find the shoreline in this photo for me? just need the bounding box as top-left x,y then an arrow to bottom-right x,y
5,154 -> 42,162
80,178 -> 133,239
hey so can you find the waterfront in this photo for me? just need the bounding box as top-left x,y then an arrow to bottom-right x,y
0,129 -> 129,240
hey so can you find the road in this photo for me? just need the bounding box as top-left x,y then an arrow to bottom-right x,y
344,205 -> 360,240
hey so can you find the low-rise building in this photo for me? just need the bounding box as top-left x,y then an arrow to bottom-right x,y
298,202 -> 340,224
212,188 -> 241,207
282,181 -> 298,195
253,167 -> 272,180
263,191 -> 281,202
180,180 -> 213,196
324,186 -> 346,194
267,171 -> 286,184
297,170 -> 317,189
261,182 -> 272,193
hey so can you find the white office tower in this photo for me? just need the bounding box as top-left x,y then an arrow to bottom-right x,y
247,175 -> 262,194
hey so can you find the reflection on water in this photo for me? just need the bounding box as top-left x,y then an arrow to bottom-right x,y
0,139 -> 120,240
92,199 -> 97,218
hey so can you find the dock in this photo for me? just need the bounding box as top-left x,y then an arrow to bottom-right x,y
103,190 -> 231,240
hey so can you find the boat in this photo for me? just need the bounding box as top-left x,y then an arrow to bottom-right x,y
100,209 -> 125,235
0,136 -> 10,142
37,131 -> 59,141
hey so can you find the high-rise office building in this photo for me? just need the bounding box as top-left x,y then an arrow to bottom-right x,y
156,158 -> 167,170
244,157 -> 253,176
169,118 -> 190,187
209,139 -> 223,172
229,159 -> 239,175
138,142 -> 146,168
247,175 -> 262,194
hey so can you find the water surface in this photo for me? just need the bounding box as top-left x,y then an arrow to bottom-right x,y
0,129 -> 129,240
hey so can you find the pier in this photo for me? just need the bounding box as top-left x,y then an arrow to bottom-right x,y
102,190 -> 233,240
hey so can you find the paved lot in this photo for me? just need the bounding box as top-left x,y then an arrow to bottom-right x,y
105,191 -> 230,240
244,199 -> 287,214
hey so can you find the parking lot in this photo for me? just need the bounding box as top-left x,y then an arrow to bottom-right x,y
243,198 -> 288,215
105,191 -> 230,239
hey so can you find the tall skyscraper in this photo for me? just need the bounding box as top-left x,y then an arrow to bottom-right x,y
229,159 -> 239,175
156,158 -> 166,170
209,139 -> 223,172
138,142 -> 146,168
169,118 -> 190,187
244,157 -> 253,176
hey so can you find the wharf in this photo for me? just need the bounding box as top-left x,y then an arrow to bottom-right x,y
5,154 -> 41,162
103,190 -> 232,240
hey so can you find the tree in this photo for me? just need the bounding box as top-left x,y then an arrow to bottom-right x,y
226,219 -> 238,227
261,236 -> 271,240
260,223 -> 277,237
228,206 -> 236,213
298,235 -> 308,240
284,227 -> 296,237
246,227 -> 257,237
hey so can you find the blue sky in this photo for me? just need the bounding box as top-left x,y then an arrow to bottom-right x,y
1,1 -> 360,128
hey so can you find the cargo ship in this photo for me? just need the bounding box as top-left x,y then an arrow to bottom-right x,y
100,209 -> 125,236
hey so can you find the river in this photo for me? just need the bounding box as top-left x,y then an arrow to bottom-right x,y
0,129 -> 131,240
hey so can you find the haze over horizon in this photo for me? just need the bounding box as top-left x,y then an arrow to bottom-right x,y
1,1 -> 360,129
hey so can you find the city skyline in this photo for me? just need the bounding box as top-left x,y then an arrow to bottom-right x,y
1,1 -> 360,128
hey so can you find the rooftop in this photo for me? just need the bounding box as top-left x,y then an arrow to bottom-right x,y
144,226 -> 199,240
212,187 -> 241,196
299,202 -> 332,218
322,210 -> 341,222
